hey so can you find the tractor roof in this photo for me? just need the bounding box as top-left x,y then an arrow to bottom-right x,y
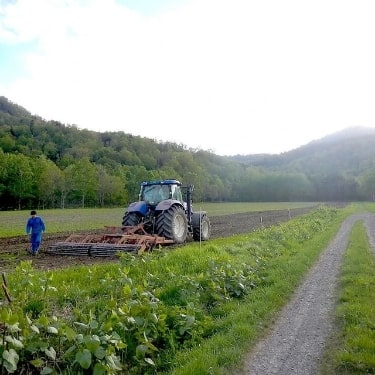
140,179 -> 181,187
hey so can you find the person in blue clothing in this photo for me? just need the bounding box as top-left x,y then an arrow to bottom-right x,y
26,210 -> 46,255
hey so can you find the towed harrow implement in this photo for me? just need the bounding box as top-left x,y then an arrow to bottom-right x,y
48,224 -> 175,257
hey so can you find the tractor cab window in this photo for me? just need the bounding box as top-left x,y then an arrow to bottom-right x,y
143,185 -> 170,203
159,185 -> 170,200
170,185 -> 183,202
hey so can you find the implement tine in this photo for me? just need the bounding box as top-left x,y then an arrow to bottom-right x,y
48,226 -> 175,257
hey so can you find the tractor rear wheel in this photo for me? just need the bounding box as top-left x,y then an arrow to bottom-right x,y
156,206 -> 188,243
122,212 -> 141,227
193,215 -> 211,241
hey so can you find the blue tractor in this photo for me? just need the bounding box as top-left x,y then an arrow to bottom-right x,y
122,179 -> 211,244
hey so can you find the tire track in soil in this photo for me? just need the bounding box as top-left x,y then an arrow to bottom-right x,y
237,213 -> 374,375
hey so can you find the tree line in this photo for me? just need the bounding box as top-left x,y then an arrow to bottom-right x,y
1,97 -> 375,210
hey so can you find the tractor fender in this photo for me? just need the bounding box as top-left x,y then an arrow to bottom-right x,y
126,201 -> 149,216
191,211 -> 208,227
156,199 -> 183,211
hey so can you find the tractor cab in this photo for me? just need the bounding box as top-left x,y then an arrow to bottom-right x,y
140,180 -> 184,205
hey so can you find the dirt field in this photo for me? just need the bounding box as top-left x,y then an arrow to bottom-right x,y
0,207 -> 314,272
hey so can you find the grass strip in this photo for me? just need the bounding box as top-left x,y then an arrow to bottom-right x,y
322,221 -> 375,374
163,207 -> 353,374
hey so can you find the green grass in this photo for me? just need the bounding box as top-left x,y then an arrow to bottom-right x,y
0,202 -> 318,237
195,202 -> 318,216
0,208 -> 124,237
321,221 -> 375,374
166,207 -> 350,374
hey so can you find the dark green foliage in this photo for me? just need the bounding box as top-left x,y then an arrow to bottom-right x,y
1,96 -> 375,209
23,299 -> 45,319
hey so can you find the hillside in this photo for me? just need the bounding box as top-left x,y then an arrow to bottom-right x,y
232,126 -> 375,175
1,96 -> 375,207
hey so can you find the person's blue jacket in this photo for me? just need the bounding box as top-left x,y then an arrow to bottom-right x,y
26,216 -> 46,234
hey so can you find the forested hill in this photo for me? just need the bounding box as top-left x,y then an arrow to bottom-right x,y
1,96 -> 375,210
231,126 -> 375,176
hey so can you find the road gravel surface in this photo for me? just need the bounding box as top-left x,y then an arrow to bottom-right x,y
237,213 -> 374,375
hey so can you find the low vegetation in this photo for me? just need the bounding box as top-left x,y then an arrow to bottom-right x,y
0,206 -> 351,374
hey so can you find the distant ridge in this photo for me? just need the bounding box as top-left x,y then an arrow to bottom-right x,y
308,126 -> 375,145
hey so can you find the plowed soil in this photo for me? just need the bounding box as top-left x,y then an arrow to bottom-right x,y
0,207 -> 314,272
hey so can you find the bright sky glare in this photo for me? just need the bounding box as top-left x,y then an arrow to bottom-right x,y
1,0 -> 375,156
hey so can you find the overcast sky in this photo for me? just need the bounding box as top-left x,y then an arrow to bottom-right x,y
1,0 -> 375,156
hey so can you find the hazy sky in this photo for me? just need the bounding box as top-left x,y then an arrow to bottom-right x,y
1,0 -> 375,156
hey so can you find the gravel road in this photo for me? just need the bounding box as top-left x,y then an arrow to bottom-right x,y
237,213 -> 374,375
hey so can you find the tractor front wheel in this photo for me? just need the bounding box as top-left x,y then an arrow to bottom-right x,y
156,206 -> 188,243
193,215 -> 211,241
